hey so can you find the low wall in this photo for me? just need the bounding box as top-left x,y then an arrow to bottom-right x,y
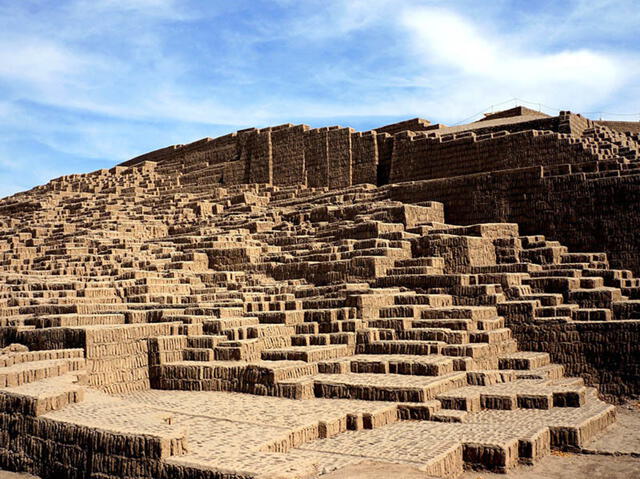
0,322 -> 199,394
388,130 -> 597,184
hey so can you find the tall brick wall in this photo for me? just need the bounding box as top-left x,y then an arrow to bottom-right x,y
327,128 -> 353,189
305,128 -> 329,187
272,125 -> 307,186
119,112 -> 598,192
388,129 -> 598,184
239,128 -> 272,184
352,131 -> 378,185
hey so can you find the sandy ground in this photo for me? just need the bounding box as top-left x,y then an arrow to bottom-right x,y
3,403 -> 640,479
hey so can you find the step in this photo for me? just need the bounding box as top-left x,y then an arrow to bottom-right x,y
183,347 -> 214,361
261,345 -> 351,362
516,361 -> 561,382
530,269 -> 582,278
394,257 -> 445,268
291,332 -> 356,347
396,400 -> 442,420
399,327 -> 470,344
0,373 -> 85,416
202,317 -> 259,334
225,324 -> 296,341
361,340 -> 443,356
187,335 -> 227,349
535,305 -> 578,317
499,352 -> 551,370
525,277 -> 581,293
313,372 -> 467,402
438,379 -> 583,412
393,293 -> 453,306
0,358 -> 84,388
386,266 -> 443,275
469,328 -> 512,344
430,408 -> 469,423
522,293 -> 564,306
411,318 -> 476,331
214,338 -> 265,361
419,306 -> 498,321
561,252 -> 607,264
158,359 -> 318,387
256,311 -> 305,325
348,354 -> 455,377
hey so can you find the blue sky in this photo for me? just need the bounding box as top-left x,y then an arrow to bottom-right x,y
1,0 -> 639,197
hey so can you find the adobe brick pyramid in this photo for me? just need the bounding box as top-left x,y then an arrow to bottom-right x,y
1,107 -> 639,478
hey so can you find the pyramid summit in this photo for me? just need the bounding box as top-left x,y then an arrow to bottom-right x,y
0,107 -> 638,478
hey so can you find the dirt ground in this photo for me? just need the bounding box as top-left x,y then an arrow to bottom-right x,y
3,403 -> 640,479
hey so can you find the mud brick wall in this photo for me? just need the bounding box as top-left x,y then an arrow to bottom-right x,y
414,234 -> 496,273
272,125 -> 307,186
167,136 -> 232,187
117,112 -> 594,191
327,128 -> 353,189
351,131 -> 378,185
458,116 -> 560,137
198,134 -> 239,166
388,130 -> 598,184
0,327 -> 86,351
508,319 -> 640,402
390,169 -> 640,275
240,128 -> 272,184
82,323 -> 181,394
222,160 -> 246,185
559,111 -> 594,136
305,128 -> 329,187
1,323 -> 195,394
596,120 -> 640,135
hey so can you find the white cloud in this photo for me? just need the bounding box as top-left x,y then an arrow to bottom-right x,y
398,7 -> 630,116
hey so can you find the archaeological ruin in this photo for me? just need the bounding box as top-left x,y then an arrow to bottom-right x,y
0,106 -> 639,478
